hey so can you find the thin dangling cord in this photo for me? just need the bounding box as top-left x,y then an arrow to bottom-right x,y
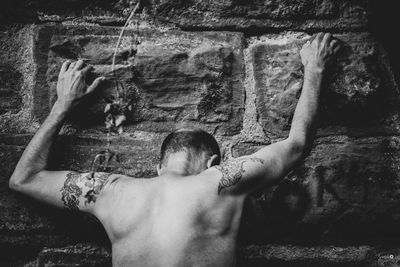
91,2 -> 140,178
112,1 -> 140,100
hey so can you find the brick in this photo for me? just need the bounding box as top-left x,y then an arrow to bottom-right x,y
0,25 -> 39,134
233,136 -> 400,243
147,0 -> 369,31
238,245 -> 376,267
0,133 -> 162,178
0,1 -> 368,31
0,0 -> 128,24
37,243 -> 111,267
33,25 -> 244,136
48,135 -> 162,177
245,32 -> 399,139
0,65 -> 22,115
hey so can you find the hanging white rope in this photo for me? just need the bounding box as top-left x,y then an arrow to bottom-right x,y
112,1 -> 140,79
91,2 -> 141,176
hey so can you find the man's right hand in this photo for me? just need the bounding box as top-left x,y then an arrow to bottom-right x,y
300,32 -> 340,72
56,59 -> 105,110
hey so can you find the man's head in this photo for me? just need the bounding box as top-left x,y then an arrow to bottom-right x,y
158,128 -> 221,176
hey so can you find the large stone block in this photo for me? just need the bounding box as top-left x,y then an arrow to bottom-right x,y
233,136 -> 400,243
245,32 -> 399,139
0,0 -> 368,31
146,0 -> 369,31
237,245 -> 375,267
0,0 -> 130,24
0,25 -> 39,134
37,243 -> 111,267
0,65 -> 22,115
33,25 -> 244,136
50,134 -> 161,177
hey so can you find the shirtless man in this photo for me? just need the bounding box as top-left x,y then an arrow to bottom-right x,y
9,33 -> 339,266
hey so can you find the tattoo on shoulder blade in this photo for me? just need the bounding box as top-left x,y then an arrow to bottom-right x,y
215,157 -> 264,194
60,172 -> 111,210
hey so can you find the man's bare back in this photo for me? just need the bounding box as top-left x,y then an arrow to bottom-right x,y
97,173 -> 242,266
9,33 -> 340,266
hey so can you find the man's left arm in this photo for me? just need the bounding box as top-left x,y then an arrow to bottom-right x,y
9,60 -> 109,213
205,33 -> 340,196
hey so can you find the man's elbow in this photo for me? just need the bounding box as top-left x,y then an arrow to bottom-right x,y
9,171 -> 31,192
288,137 -> 311,158
9,176 -> 22,192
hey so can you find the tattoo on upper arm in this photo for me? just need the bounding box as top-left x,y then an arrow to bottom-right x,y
60,172 -> 82,210
60,172 -> 112,210
215,157 -> 264,194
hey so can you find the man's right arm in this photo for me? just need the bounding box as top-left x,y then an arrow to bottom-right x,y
210,33 -> 340,196
8,60 -> 119,216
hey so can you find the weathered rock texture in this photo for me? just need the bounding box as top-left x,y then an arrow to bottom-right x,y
246,32 -> 399,138
1,0 -> 400,266
145,0 -> 369,31
0,0 -> 370,31
235,136 -> 400,245
34,25 -> 244,135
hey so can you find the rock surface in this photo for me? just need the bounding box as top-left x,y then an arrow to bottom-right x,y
235,136 -> 400,243
32,25 -> 245,136
146,0 -> 369,31
33,243 -> 379,267
0,0 -> 370,31
1,0 -> 399,265
246,32 -> 399,138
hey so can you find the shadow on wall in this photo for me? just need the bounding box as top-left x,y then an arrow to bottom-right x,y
0,64 -> 22,115
236,135 -> 400,246
370,0 -> 400,86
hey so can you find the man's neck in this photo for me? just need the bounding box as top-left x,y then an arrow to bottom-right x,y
160,153 -> 202,176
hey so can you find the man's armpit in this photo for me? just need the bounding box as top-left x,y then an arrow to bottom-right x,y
215,157 -> 264,194
60,172 -> 112,210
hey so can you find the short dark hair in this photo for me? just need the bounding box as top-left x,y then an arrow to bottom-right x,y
160,128 -> 221,165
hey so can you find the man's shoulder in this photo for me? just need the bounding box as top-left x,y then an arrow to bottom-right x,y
175,168 -> 224,198
102,174 -> 155,193
94,174 -> 155,221
95,174 -> 155,210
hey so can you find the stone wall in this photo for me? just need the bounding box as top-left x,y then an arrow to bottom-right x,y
1,0 -> 400,266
